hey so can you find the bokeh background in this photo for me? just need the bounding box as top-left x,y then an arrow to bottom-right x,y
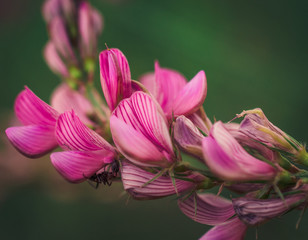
1,0 -> 308,239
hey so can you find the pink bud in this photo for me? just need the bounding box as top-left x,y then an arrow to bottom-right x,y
99,48 -> 132,111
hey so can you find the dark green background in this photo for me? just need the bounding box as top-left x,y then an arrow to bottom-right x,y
0,0 -> 308,239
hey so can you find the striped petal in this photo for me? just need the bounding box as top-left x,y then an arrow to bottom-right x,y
173,70 -> 207,116
122,161 -> 197,200
5,125 -> 58,158
178,193 -> 235,226
14,87 -> 59,126
56,111 -> 114,152
174,115 -> 204,159
110,116 -> 169,167
50,150 -> 114,183
99,48 -> 132,111
51,83 -> 94,125
200,218 -> 247,240
233,194 -> 306,225
202,121 -> 277,181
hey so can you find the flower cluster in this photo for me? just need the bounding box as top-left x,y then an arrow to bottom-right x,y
5,1 -> 308,239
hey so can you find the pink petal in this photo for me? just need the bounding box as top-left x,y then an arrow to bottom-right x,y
174,115 -> 204,159
51,83 -> 94,125
5,125 -> 58,158
200,218 -> 247,240
14,87 -> 59,126
56,111 -> 114,152
99,48 -> 132,111
188,111 -> 212,136
202,121 -> 277,181
139,73 -> 157,98
44,41 -> 69,78
122,161 -> 197,199
154,61 -> 187,116
110,116 -> 169,167
91,7 -> 103,35
173,70 -> 207,116
42,0 -> 61,23
178,193 -> 235,226
50,16 -> 76,63
50,150 -> 114,183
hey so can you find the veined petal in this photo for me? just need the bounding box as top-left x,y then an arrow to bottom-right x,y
154,61 -> 187,116
44,41 -> 69,78
233,194 -> 306,225
202,121 -> 276,181
110,116 -> 169,167
5,125 -> 58,158
200,218 -> 247,240
56,111 -> 114,152
99,48 -> 131,111
178,193 -> 235,226
51,83 -> 94,125
50,150 -> 114,183
173,70 -> 207,116
14,87 -> 59,126
122,161 -> 197,200
174,115 -> 204,159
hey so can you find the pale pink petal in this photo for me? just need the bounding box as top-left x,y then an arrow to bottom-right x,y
139,73 -> 157,98
122,161 -> 197,200
188,111 -> 212,135
51,83 -> 93,125
99,48 -> 131,111
178,193 -> 235,226
200,218 -> 247,240
50,150 -> 114,183
174,115 -> 204,159
202,121 -> 276,181
173,70 -> 207,116
91,7 -> 103,35
42,0 -> 61,23
5,125 -> 58,158
154,61 -> 187,116
14,87 -> 59,126
50,16 -> 76,63
56,111 -> 114,152
110,116 -> 169,167
44,41 -> 69,78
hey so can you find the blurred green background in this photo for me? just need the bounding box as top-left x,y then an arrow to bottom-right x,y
1,0 -> 308,239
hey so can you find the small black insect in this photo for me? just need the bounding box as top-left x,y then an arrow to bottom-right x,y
84,160 -> 120,189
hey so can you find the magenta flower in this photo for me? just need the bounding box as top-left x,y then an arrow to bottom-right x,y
121,161 -> 203,200
174,115 -> 204,159
99,48 -> 132,111
110,91 -> 174,167
51,111 -> 116,183
5,87 -> 59,158
178,193 -> 247,240
140,61 -> 207,119
78,2 -> 103,58
202,121 -> 277,181
44,41 -> 70,78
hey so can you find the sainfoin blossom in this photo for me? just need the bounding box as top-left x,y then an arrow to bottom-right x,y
5,0 -> 308,239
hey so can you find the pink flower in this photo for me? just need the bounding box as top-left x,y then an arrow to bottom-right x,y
5,87 -> 59,158
202,121 -> 277,181
51,110 -> 116,183
78,2 -> 103,58
140,61 -> 207,119
99,48 -> 132,111
121,161 -> 203,200
44,41 -> 70,78
42,0 -> 75,24
110,91 -> 174,168
178,193 -> 247,240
